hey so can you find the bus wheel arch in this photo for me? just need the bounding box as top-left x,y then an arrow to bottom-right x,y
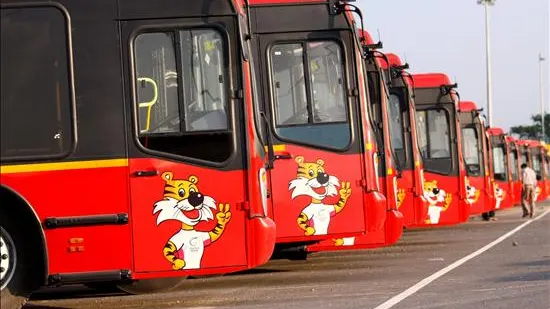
0,185 -> 48,308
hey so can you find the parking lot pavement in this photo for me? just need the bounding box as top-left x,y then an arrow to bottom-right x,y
26,204 -> 550,309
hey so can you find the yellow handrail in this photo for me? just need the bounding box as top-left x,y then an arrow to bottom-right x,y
137,77 -> 158,132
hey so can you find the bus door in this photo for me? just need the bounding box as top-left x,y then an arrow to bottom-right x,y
256,31 -> 368,243
531,145 -> 546,201
120,9 -> 250,275
508,141 -> 521,205
385,60 -> 428,227
489,131 -> 512,209
458,106 -> 492,214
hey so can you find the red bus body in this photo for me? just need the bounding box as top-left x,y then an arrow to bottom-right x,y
411,73 -> 470,226
458,101 -> 495,214
525,140 -> 549,202
247,1 -> 392,253
308,32 -> 420,252
379,53 -> 429,227
507,136 -> 523,205
0,0 -> 276,292
486,128 -> 515,210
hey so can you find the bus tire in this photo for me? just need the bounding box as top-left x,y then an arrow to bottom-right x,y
1,218 -> 41,309
116,277 -> 187,295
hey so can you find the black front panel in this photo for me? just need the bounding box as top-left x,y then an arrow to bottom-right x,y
117,0 -> 235,20
250,3 -> 350,34
459,112 -> 485,177
413,88 -> 458,176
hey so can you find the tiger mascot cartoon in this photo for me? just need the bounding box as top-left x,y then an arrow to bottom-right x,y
153,172 -> 231,270
493,183 -> 506,209
534,186 -> 541,201
423,180 -> 452,224
289,156 -> 351,236
396,188 -> 406,209
465,177 -> 480,204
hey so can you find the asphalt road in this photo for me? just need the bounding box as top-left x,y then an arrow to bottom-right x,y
26,204 -> 550,309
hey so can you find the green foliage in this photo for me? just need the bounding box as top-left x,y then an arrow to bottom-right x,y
509,113 -> 550,141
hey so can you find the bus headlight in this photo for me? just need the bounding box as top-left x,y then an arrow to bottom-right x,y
259,167 -> 268,216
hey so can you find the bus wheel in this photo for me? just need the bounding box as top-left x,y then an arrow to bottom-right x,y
1,223 -> 35,309
116,277 -> 187,295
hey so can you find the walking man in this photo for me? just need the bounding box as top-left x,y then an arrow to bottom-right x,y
521,163 -> 537,218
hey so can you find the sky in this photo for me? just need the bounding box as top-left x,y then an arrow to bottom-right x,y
356,0 -> 549,132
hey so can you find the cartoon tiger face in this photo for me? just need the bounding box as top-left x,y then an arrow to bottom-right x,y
465,177 -> 479,204
289,156 -> 339,201
153,172 -> 216,227
423,180 -> 446,206
494,184 -> 505,199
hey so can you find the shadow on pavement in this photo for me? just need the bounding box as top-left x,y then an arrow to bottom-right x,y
495,270 -> 550,283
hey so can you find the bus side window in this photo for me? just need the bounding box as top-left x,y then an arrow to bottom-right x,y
1,6 -> 73,160
133,29 -> 232,163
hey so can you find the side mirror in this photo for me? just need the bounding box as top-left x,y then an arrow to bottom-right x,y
466,164 -> 480,175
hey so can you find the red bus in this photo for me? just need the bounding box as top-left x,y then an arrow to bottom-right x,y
380,53 -> 429,228
457,101 -> 495,215
411,73 -> 470,226
486,128 -> 515,210
307,31 -> 413,252
0,0 -> 277,306
247,0 -> 389,256
525,140 -> 549,202
506,136 -> 523,205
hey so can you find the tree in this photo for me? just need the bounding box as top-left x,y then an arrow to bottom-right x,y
509,113 -> 550,141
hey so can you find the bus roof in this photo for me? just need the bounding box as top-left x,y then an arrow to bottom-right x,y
458,101 -> 479,112
486,127 -> 505,136
411,73 -> 453,88
358,29 -> 375,45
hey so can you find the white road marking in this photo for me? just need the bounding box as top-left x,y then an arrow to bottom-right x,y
373,209 -> 550,309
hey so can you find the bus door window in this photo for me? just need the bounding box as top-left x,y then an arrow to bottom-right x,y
532,149 -> 542,180
416,109 -> 452,174
492,145 -> 507,181
388,93 -> 406,167
270,41 -> 349,149
510,146 -> 519,181
134,29 -> 232,162
461,127 -> 483,177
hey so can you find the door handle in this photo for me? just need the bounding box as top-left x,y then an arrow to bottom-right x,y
274,151 -> 292,160
133,170 -> 159,177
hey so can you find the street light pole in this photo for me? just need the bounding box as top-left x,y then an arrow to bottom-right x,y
540,53 -> 546,142
478,0 -> 496,126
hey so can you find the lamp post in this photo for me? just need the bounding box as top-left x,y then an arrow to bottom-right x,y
540,53 -> 546,142
478,0 -> 496,126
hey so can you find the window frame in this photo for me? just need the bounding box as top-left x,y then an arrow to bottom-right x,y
265,38 -> 354,151
133,27 -> 232,137
491,144 -> 508,181
415,107 -> 454,175
128,20 -> 240,167
0,3 -> 77,162
461,125 -> 484,177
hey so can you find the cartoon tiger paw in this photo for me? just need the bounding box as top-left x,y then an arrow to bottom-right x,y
172,259 -> 185,270
339,181 -> 352,200
444,193 -> 453,209
397,189 -> 406,208
216,203 -> 232,225
304,226 -> 316,236
334,238 -> 345,246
